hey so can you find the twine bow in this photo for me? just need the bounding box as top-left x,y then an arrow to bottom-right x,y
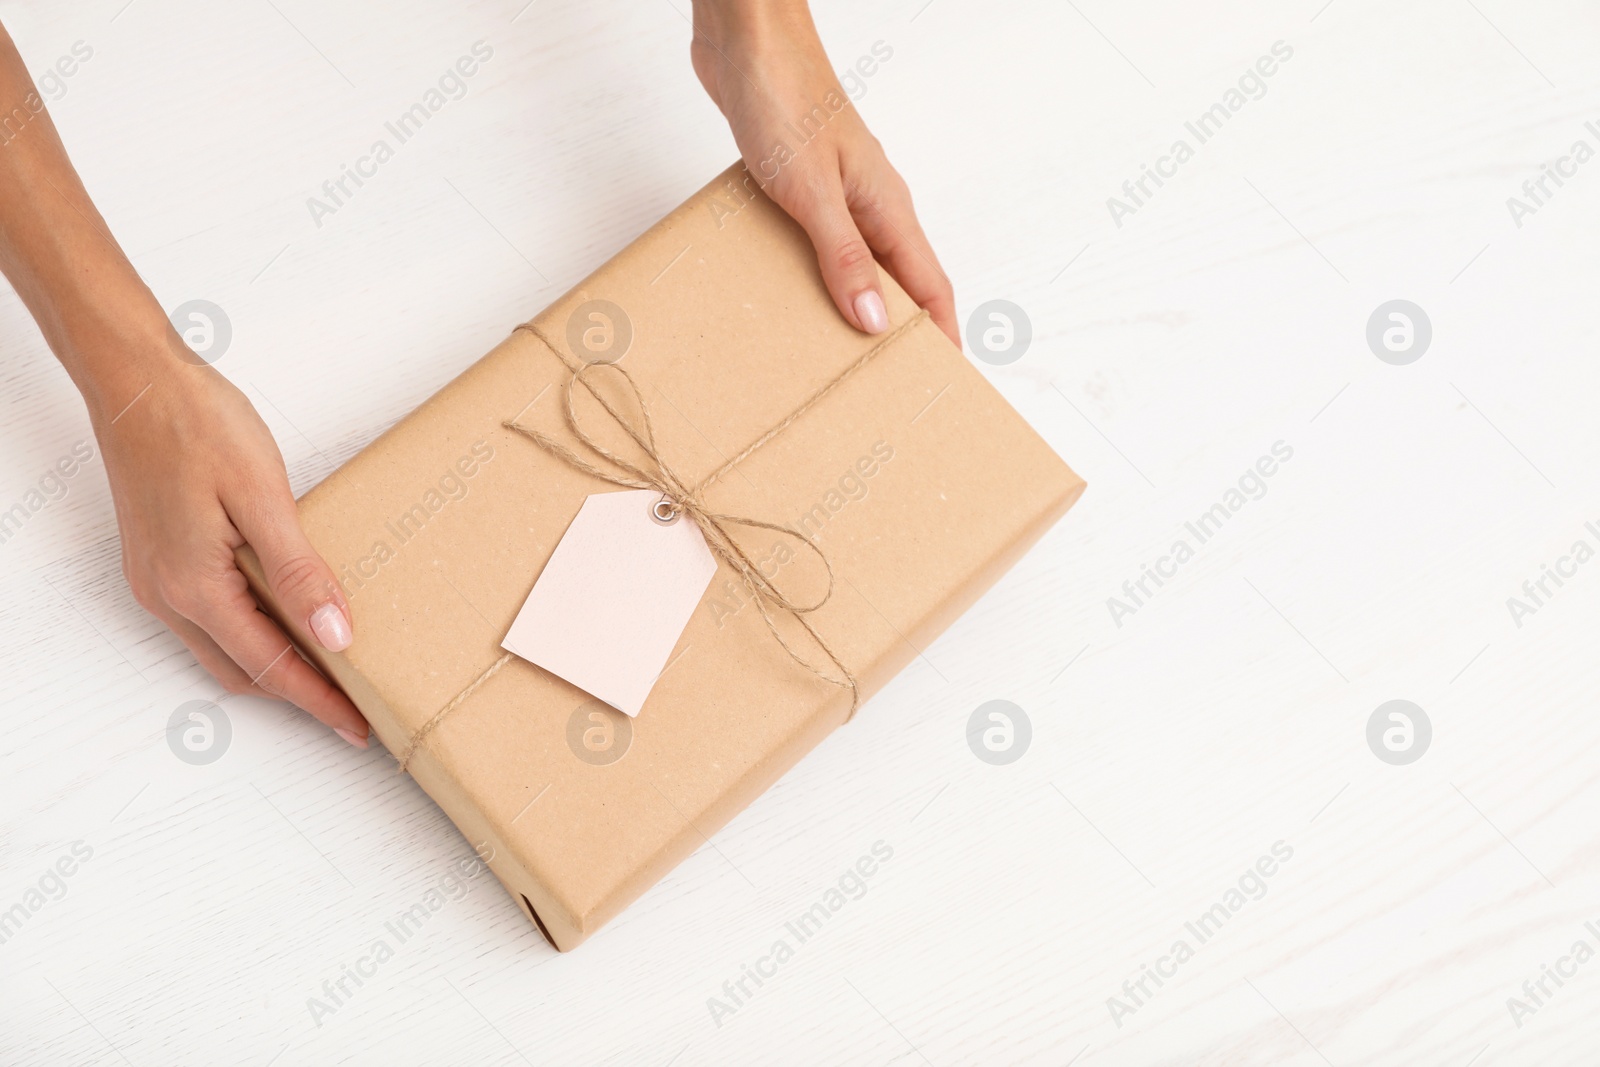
395,309 -> 929,772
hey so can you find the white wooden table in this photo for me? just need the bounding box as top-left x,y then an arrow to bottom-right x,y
4,0 -> 1599,1062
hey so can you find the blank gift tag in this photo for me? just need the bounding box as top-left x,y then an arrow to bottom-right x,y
502,489 -> 718,716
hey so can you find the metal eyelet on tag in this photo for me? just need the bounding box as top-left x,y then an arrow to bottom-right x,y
650,498 -> 680,525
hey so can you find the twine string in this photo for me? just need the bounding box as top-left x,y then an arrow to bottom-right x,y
395,309 -> 929,771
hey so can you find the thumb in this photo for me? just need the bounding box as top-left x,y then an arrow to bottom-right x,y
241,492 -> 353,654
775,167 -> 890,337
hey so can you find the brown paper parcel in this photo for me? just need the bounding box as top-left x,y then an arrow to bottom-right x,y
240,164 -> 1085,951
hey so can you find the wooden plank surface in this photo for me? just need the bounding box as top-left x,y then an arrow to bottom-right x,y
3,0 -> 1599,1063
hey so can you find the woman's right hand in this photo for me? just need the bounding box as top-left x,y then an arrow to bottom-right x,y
0,19 -> 366,747
96,348 -> 371,748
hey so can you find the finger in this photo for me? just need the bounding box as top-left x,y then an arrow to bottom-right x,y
841,163 -> 960,347
770,162 -> 891,337
164,610 -> 264,696
158,602 -> 367,747
232,486 -> 353,655
182,583 -> 369,745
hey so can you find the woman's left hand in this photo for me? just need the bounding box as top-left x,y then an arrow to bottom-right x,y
690,0 -> 959,347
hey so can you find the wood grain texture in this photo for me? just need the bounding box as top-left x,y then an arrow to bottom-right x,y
3,0 -> 1599,1063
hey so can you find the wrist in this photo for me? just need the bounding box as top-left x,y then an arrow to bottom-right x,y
0,146 -> 180,426
59,292 -> 196,432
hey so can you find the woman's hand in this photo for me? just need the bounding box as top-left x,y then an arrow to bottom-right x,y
0,22 -> 367,749
97,355 -> 370,747
690,1 -> 959,347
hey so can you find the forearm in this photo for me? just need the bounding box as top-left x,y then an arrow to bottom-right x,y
0,22 -> 173,427
691,0 -> 812,40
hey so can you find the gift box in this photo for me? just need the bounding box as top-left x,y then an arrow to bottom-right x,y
239,163 -> 1084,950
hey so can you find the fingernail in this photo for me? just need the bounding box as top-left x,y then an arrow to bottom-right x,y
853,290 -> 889,334
309,603 -> 352,652
334,727 -> 368,749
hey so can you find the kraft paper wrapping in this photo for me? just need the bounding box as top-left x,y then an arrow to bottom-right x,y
240,164 -> 1085,950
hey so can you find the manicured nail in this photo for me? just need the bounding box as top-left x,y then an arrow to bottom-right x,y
854,290 -> 889,334
309,603 -> 352,652
334,727 -> 368,749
